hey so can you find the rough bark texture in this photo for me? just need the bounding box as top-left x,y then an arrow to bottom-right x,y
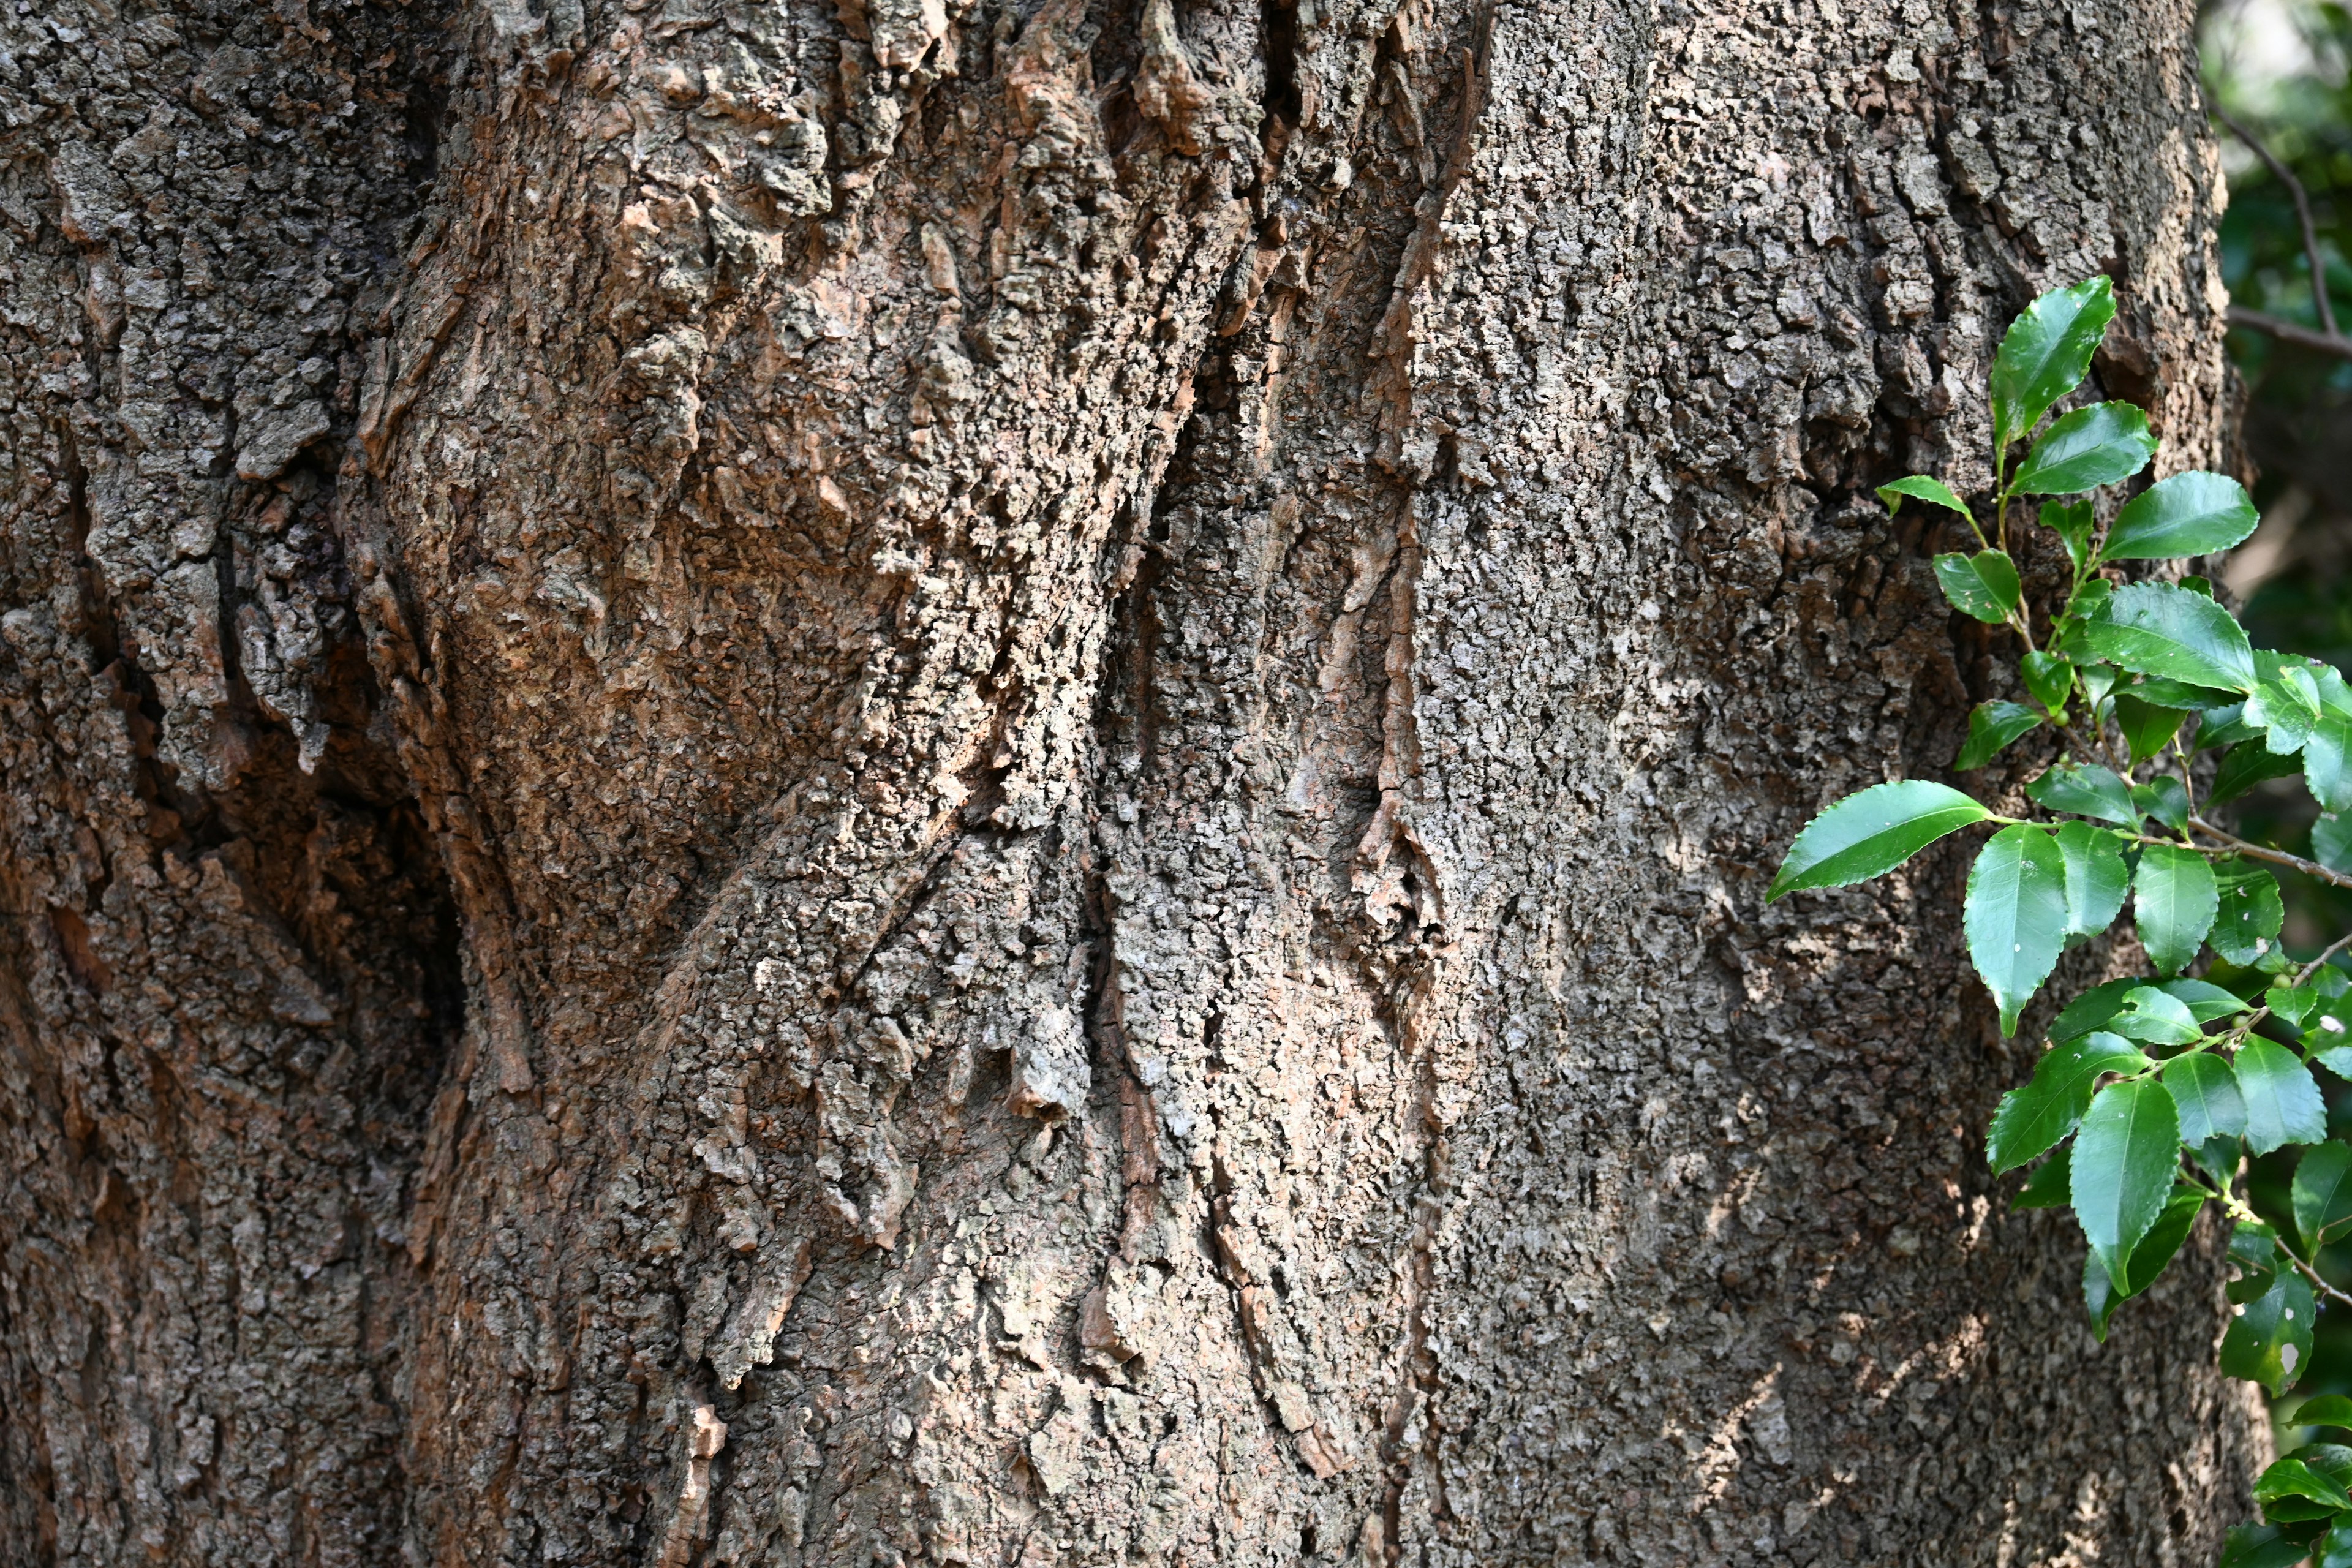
0,0 -> 2267,1562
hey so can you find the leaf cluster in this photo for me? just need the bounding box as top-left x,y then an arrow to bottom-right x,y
1773,276 -> 2352,1565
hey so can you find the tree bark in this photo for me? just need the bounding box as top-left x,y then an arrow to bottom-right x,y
0,0 -> 2261,1561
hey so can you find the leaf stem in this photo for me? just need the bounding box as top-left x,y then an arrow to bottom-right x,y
2213,1183 -> 2352,1311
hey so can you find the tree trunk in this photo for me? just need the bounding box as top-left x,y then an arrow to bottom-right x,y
0,0 -> 2261,1561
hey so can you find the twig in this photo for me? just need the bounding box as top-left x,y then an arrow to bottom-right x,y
2188,816 -> 2352,893
2217,105 -> 2340,336
2228,306 -> 2352,364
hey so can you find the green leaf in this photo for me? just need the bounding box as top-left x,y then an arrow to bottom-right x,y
2051,978 -> 2143,1041
1933,550 -> 2022,624
2315,813 -> 2352,872
2079,581 -> 2259,693
2296,1142 -> 2352,1251
2021,651 -> 2075,714
1991,276 -> 2117,452
2026,761 -> 2141,826
2322,1521 -> 2352,1568
2014,1149 -> 2072,1209
1877,475 -> 1977,524
1986,1030 -> 2150,1173
2248,679 -> 2320,755
2070,1076 -> 2182,1285
2239,1038 -> 2329,1155
2307,713 -> 2352,813
2125,676 -> 2229,709
2218,1522 -> 2320,1568
2294,1395 -> 2352,1429
1767,780 -> 1993,900
2275,983 -> 2325,1030
2199,702 -> 2266,750
2110,986 -> 2201,1044
2054,820 -> 2128,937
2211,863 -> 2286,968
2135,777 -> 2191,833
2257,1453 -> 2352,1519
1964,825 -> 2073,1035
2134,843 -> 2219,976
1956,701 -> 2044,770
2123,1185 -> 2206,1294
2212,742 -> 2309,807
2042,499 -> 2097,575
2164,1052 -> 2248,1144
2010,402 -> 2159,495
2113,693 -> 2189,763
2222,1268 -> 2319,1395
2160,977 -> 2255,1022
2100,470 -> 2261,560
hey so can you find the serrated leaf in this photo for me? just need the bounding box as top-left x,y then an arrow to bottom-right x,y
2015,1149 -> 2072,1209
2052,978 -> 2152,1041
2248,680 -> 2320,754
1767,780 -> 1992,900
2135,776 -> 2191,832
2042,498 -> 2097,575
2053,820 -> 2128,937
1965,825 -> 2073,1035
2027,761 -> 2141,826
2127,676 -> 2230,709
2199,702 -> 2265,750
2239,1038 -> 2329,1155
2307,714 -> 2352,813
2122,1185 -> 2206,1296
2134,843 -> 2219,977
2275,983 -> 2325,1030
1877,475 -> 1977,523
2212,863 -> 2286,967
2113,693 -> 2189,764
2160,976 -> 2256,1022
2295,1142 -> 2352,1251
2164,1052 -> 2248,1145
2071,1076 -> 2182,1285
2099,470 -> 2261,560
2110,986 -> 2201,1044
1956,701 -> 2044,770
1986,1030 -> 2150,1173
2011,402 -> 2159,495
1991,277 -> 2117,451
1933,550 -> 2022,623
2021,651 -> 2075,713
2223,1268 -> 2319,1395
2295,1395 -> 2352,1429
2257,1452 -> 2352,1520
2212,742 -> 2309,807
2079,581 -> 2259,693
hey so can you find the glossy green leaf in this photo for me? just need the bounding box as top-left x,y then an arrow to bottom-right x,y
2239,1038 -> 2329,1155
2026,761 -> 2140,826
1991,277 -> 2116,450
1767,780 -> 1992,900
2275,984 -> 2324,1030
2133,843 -> 2218,977
2014,1150 -> 2072,1210
1956,701 -> 2043,770
2071,1077 -> 2182,1286
2010,401 -> 2159,495
2021,650 -> 2075,713
2126,676 -> 2229,708
2248,679 -> 2320,755
1964,825 -> 2073,1035
2159,976 -> 2255,1022
2109,986 -> 2201,1045
2078,581 -> 2258,693
1933,550 -> 2022,624
2163,1052 -> 2248,1145
2199,702 -> 2266,750
2222,1268 -> 2319,1395
1986,1030 -> 2150,1173
2218,1522 -> 2318,1568
2108,1185 -> 2206,1314
2256,1452 -> 2352,1520
2211,863 -> 2286,967
2295,1142 -> 2352,1251
2133,777 -> 2190,833
2294,1395 -> 2352,1429
2099,470 -> 2260,560
2212,742 -> 2309,807
2307,714 -> 2352,813
2053,820 -> 2128,938
2051,978 -> 2149,1041
2112,692 -> 2189,764
2041,498 -> 2097,575
1877,475 -> 1976,524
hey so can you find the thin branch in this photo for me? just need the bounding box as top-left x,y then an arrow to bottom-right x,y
2229,306 -> 2352,364
2297,927 -> 2352,989
2217,105 -> 2340,336
2188,816 -> 2352,892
